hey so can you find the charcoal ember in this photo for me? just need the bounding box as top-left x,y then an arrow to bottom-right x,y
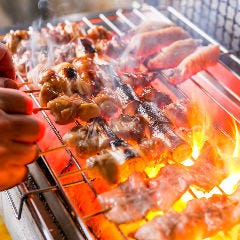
98,172 -> 154,224
110,114 -> 148,143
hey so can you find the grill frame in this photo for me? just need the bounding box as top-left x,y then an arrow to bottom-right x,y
4,2 -> 240,240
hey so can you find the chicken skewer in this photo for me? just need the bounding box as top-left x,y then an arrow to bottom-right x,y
147,38 -> 200,70
63,117 -> 139,184
166,44 -> 220,84
126,26 -> 191,57
134,184 -> 240,240
97,143 -> 227,224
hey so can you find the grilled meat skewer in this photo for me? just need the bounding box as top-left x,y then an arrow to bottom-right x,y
98,144 -> 227,224
135,186 -> 240,240
147,38 -> 199,70
129,26 -> 190,57
167,44 -> 220,84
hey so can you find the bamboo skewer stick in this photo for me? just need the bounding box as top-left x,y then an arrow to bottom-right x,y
17,81 -> 32,88
39,144 -> 67,156
33,107 -> 50,113
23,89 -> 40,93
58,168 -> 89,178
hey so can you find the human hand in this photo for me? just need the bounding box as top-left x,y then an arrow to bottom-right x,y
0,88 -> 45,190
0,43 -> 45,190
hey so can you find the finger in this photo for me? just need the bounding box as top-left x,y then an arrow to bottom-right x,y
0,77 -> 18,89
0,140 -> 39,166
0,110 -> 45,142
0,43 -> 15,80
0,165 -> 28,191
0,88 -> 33,114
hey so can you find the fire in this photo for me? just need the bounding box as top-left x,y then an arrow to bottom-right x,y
233,120 -> 240,158
187,102 -> 211,159
219,120 -> 240,194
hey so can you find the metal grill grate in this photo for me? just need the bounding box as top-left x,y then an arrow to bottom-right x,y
163,0 -> 240,58
6,2 -> 240,240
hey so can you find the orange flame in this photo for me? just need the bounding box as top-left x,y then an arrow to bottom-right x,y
187,102 -> 211,159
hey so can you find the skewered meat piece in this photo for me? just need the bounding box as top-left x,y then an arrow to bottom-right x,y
162,99 -> 190,129
167,44 -> 220,84
148,163 -> 193,211
4,30 -> 30,54
38,62 -> 94,106
54,42 -> 77,64
129,26 -> 190,57
63,123 -> 110,158
138,137 -> 168,162
38,68 -> 70,106
103,35 -> 127,58
86,147 -> 141,184
140,86 -> 173,109
97,145 -> 227,224
137,102 -> 191,162
87,25 -> 113,42
121,72 -> 157,95
93,91 -> 120,118
63,22 -> 87,40
86,26 -> 113,54
55,62 -> 94,97
72,56 -> 106,95
42,22 -> 86,44
110,114 -> 148,143
98,172 -> 155,224
76,38 -> 96,56
135,189 -> 240,240
147,38 -> 199,69
135,211 -> 179,240
129,20 -> 174,34
189,144 -> 227,191
47,94 -> 100,124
